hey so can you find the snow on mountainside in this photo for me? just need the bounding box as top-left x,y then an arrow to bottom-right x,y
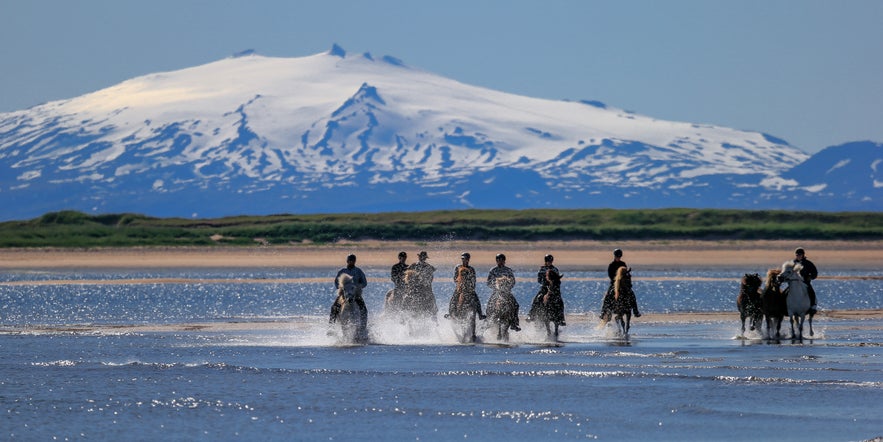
0,45 -> 876,220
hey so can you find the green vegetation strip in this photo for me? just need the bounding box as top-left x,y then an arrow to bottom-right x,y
0,209 -> 881,248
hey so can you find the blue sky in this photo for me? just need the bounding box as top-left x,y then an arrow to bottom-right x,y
1,0 -> 881,154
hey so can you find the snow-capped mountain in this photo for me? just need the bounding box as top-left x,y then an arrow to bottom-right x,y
0,44 -> 878,220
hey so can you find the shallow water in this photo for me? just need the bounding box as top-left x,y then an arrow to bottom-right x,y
1,268 -> 882,440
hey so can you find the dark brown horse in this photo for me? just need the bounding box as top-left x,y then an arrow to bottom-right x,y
760,268 -> 787,340
446,266 -> 485,343
604,267 -> 635,336
527,269 -> 566,340
736,273 -> 763,337
486,275 -> 519,342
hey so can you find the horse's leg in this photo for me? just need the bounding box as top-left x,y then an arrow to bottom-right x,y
625,312 -> 631,334
796,315 -> 804,340
808,313 -> 814,337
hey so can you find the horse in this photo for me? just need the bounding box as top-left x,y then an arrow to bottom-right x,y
760,268 -> 787,340
333,273 -> 368,344
608,267 -> 635,336
736,273 -> 763,337
527,269 -> 566,340
446,266 -> 485,343
394,269 -> 439,335
779,261 -> 814,340
486,274 -> 519,342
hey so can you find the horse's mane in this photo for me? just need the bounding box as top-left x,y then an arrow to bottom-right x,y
765,268 -> 781,286
455,266 -> 474,293
546,268 -> 562,283
781,261 -> 803,278
614,266 -> 630,299
337,273 -> 353,288
337,273 -> 361,297
403,268 -> 420,286
495,274 -> 515,292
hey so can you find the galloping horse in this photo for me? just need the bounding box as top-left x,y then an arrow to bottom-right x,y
527,269 -> 566,340
398,269 -> 438,319
736,273 -> 763,336
779,261 -> 814,340
446,266 -> 485,343
333,273 -> 368,344
608,267 -> 635,336
760,268 -> 787,340
486,275 -> 519,342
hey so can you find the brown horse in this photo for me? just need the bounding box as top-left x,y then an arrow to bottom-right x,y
605,267 -> 635,336
398,268 -> 439,320
446,266 -> 485,343
760,268 -> 787,340
527,269 -> 566,340
486,275 -> 519,342
736,273 -> 763,337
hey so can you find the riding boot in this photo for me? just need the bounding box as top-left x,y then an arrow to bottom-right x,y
357,298 -> 368,323
808,285 -> 818,315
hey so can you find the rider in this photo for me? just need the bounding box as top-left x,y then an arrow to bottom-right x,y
527,254 -> 560,322
408,250 -> 438,318
487,253 -> 520,331
602,249 -> 641,318
793,247 -> 819,314
329,254 -> 368,323
389,251 -> 409,308
447,252 -> 486,320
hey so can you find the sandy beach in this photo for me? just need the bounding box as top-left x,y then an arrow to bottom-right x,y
2,239 -> 882,270
3,239 -> 881,333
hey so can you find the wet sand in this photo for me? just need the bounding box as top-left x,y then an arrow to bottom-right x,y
2,239 -> 882,270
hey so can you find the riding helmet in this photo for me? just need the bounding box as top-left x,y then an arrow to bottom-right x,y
544,254 -> 554,262
398,251 -> 407,258
460,252 -> 471,259
613,248 -> 623,257
495,253 -> 506,261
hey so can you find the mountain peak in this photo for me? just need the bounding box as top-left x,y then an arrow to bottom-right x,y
231,49 -> 257,58
329,43 -> 346,58
0,47 -> 871,220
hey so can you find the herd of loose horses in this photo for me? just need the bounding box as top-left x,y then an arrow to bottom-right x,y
333,260 -> 815,345
738,260 -> 815,341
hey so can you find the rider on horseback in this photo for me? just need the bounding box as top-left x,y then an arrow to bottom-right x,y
487,253 -> 520,331
602,249 -> 641,319
329,254 -> 368,323
527,254 -> 565,325
387,251 -> 409,310
793,248 -> 819,315
446,252 -> 486,320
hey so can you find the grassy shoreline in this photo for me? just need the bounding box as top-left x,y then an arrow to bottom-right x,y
2,209 -> 883,248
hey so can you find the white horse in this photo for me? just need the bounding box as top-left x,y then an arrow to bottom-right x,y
334,273 -> 368,344
779,261 -> 813,340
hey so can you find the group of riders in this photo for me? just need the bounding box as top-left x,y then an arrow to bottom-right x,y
327,246 -> 820,339
328,248 -> 641,338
